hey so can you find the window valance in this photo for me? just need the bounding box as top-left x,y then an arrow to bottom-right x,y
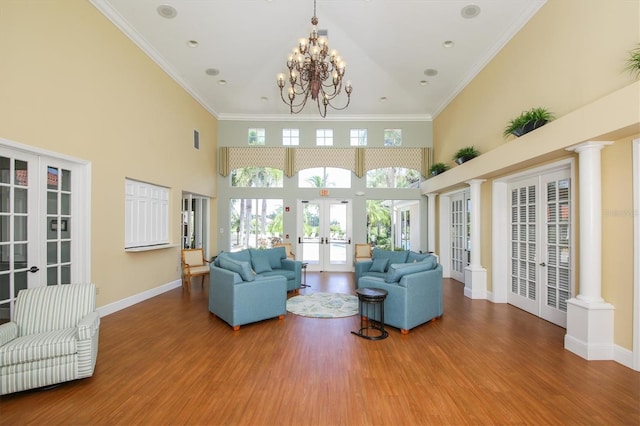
293,148 -> 357,174
219,146 -> 433,178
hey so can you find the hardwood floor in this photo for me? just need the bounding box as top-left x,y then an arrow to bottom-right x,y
2,274 -> 639,425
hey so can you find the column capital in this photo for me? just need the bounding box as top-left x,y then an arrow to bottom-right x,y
566,141 -> 613,153
425,192 -> 438,198
465,178 -> 486,186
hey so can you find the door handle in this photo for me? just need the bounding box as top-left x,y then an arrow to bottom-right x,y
539,262 -> 546,267
298,237 -> 302,244
28,266 -> 40,273
320,237 -> 324,244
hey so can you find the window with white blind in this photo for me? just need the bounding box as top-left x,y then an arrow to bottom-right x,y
125,179 -> 169,249
282,128 -> 299,145
316,129 -> 333,146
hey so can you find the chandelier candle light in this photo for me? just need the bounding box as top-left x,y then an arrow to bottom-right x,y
277,0 -> 352,117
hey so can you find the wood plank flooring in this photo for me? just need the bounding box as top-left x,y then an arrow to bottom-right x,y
1,274 -> 639,425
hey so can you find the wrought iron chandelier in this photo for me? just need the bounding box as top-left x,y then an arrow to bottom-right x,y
276,0 -> 352,117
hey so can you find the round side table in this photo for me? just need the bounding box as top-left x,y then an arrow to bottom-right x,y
351,287 -> 389,340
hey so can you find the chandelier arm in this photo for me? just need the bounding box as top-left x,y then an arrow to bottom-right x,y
325,96 -> 351,111
283,87 -> 312,111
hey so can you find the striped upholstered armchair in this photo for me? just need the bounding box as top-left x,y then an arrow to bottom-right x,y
0,283 -> 100,395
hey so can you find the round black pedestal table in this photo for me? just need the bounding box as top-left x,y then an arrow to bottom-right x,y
351,287 -> 389,340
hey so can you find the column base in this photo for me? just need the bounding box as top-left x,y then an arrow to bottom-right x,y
464,266 -> 487,299
564,297 -> 615,360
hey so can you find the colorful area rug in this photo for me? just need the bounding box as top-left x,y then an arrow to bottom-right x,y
286,292 -> 359,318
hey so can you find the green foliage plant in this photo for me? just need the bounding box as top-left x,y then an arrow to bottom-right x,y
625,43 -> 640,79
503,107 -> 555,138
429,162 -> 449,176
453,146 -> 479,164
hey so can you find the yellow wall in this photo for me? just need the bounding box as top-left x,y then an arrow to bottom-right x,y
434,0 -> 638,164
602,135 -> 637,348
0,1 -> 218,306
433,0 -> 639,350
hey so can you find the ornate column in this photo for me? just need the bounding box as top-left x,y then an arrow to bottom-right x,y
464,179 -> 487,299
565,141 -> 614,360
426,193 -> 437,256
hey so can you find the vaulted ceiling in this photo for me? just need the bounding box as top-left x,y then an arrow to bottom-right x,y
90,0 -> 546,121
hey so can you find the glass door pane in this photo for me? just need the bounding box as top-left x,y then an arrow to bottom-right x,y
0,150 -> 39,323
325,200 -> 351,271
300,201 -> 321,266
46,166 -> 72,286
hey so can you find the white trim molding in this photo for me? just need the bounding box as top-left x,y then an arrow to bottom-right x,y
98,280 -> 182,317
633,138 -> 640,371
464,179 -> 487,299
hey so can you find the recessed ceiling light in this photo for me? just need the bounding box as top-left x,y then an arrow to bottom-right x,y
461,4 -> 481,19
157,5 -> 177,19
187,40 -> 199,48
443,40 -> 455,48
379,97 -> 388,102
205,68 -> 220,76
218,80 -> 227,85
424,69 -> 438,77
420,80 -> 429,86
260,96 -> 269,102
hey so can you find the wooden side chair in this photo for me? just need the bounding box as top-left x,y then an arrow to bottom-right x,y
274,242 -> 295,260
181,248 -> 211,292
354,243 -> 372,264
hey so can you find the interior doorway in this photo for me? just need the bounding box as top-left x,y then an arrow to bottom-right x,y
297,199 -> 352,272
181,193 -> 210,255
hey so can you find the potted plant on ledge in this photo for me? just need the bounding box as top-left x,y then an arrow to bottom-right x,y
624,43 -> 640,79
429,162 -> 449,176
453,146 -> 479,165
503,107 -> 554,138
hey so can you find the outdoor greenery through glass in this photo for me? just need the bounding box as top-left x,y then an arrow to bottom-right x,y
383,129 -> 402,146
366,200 -> 414,251
231,167 -> 283,188
366,167 -> 420,188
230,198 -> 283,250
298,167 -> 351,188
248,128 -> 265,145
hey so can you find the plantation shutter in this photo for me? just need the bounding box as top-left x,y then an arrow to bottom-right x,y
543,176 -> 572,314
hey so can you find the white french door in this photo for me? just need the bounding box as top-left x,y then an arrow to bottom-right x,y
450,191 -> 470,282
0,144 -> 88,322
508,169 -> 572,327
297,199 -> 352,272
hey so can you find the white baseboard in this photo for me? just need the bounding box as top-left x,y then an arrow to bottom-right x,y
565,334 -> 637,371
614,344 -> 636,371
97,279 -> 182,317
